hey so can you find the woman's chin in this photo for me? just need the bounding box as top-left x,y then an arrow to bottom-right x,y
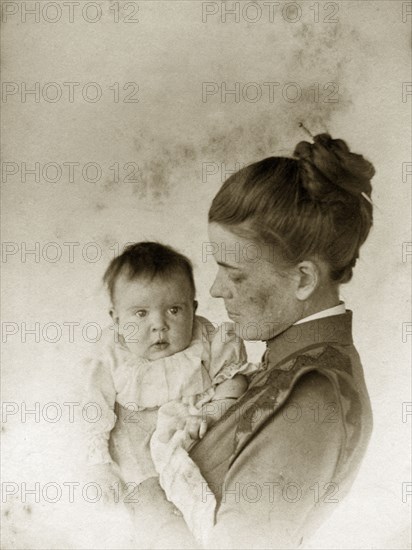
226,317 -> 262,341
226,316 -> 291,341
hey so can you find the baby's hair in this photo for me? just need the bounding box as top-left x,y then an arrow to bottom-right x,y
103,242 -> 196,303
209,133 -> 375,284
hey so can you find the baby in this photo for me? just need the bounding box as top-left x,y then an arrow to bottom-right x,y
84,242 -> 260,503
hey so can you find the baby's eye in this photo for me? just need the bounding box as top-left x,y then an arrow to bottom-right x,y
135,310 -> 147,318
168,306 -> 180,315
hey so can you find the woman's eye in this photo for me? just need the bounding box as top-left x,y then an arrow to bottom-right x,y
135,310 -> 147,318
169,306 -> 180,315
229,275 -> 244,283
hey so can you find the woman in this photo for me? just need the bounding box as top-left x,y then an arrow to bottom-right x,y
139,132 -> 374,550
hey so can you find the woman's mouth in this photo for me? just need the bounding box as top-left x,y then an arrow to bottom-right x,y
226,310 -> 239,318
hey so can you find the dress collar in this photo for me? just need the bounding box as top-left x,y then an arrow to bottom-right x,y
265,310 -> 354,368
294,302 -> 346,325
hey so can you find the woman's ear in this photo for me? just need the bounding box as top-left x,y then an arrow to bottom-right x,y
295,261 -> 319,301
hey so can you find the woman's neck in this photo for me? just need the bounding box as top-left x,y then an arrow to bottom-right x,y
298,285 -> 341,321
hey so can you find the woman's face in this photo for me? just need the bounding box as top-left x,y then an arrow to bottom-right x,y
208,223 -> 305,341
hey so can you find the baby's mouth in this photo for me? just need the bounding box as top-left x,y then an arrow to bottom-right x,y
151,341 -> 170,350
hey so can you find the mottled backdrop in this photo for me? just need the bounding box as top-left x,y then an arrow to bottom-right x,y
1,0 -> 411,548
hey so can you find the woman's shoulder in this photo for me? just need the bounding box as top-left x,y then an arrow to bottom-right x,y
260,342 -> 366,403
290,368 -> 338,403
231,343 -> 372,458
282,369 -> 345,434
231,351 -> 372,488
281,345 -> 372,432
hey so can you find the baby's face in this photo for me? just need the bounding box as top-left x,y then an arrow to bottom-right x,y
111,271 -> 195,361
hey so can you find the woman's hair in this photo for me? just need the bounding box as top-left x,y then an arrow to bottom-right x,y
103,241 -> 196,302
209,133 -> 375,284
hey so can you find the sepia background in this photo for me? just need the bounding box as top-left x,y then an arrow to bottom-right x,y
1,0 -> 411,548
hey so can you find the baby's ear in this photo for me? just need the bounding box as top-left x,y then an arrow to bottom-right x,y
109,308 -> 119,324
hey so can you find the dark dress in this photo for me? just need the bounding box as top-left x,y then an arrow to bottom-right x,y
189,311 -> 373,549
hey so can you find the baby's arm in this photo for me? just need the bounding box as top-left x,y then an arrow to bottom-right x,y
83,354 -> 123,503
185,319 -> 260,440
186,375 -> 249,440
205,374 -> 248,425
84,356 -> 117,464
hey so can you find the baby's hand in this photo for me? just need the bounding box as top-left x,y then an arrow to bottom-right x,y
88,463 -> 125,505
213,374 -> 248,401
185,415 -> 208,441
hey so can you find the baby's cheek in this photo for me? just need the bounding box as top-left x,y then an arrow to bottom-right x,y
177,317 -> 194,346
187,318 -> 195,342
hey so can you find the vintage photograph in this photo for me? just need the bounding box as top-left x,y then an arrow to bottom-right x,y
1,0 -> 411,548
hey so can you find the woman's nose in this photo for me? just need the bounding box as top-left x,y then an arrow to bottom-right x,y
209,277 -> 221,298
210,273 -> 230,299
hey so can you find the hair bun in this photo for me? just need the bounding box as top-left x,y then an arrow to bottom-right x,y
294,133 -> 375,200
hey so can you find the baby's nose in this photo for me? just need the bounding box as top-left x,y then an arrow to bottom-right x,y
151,314 -> 168,331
